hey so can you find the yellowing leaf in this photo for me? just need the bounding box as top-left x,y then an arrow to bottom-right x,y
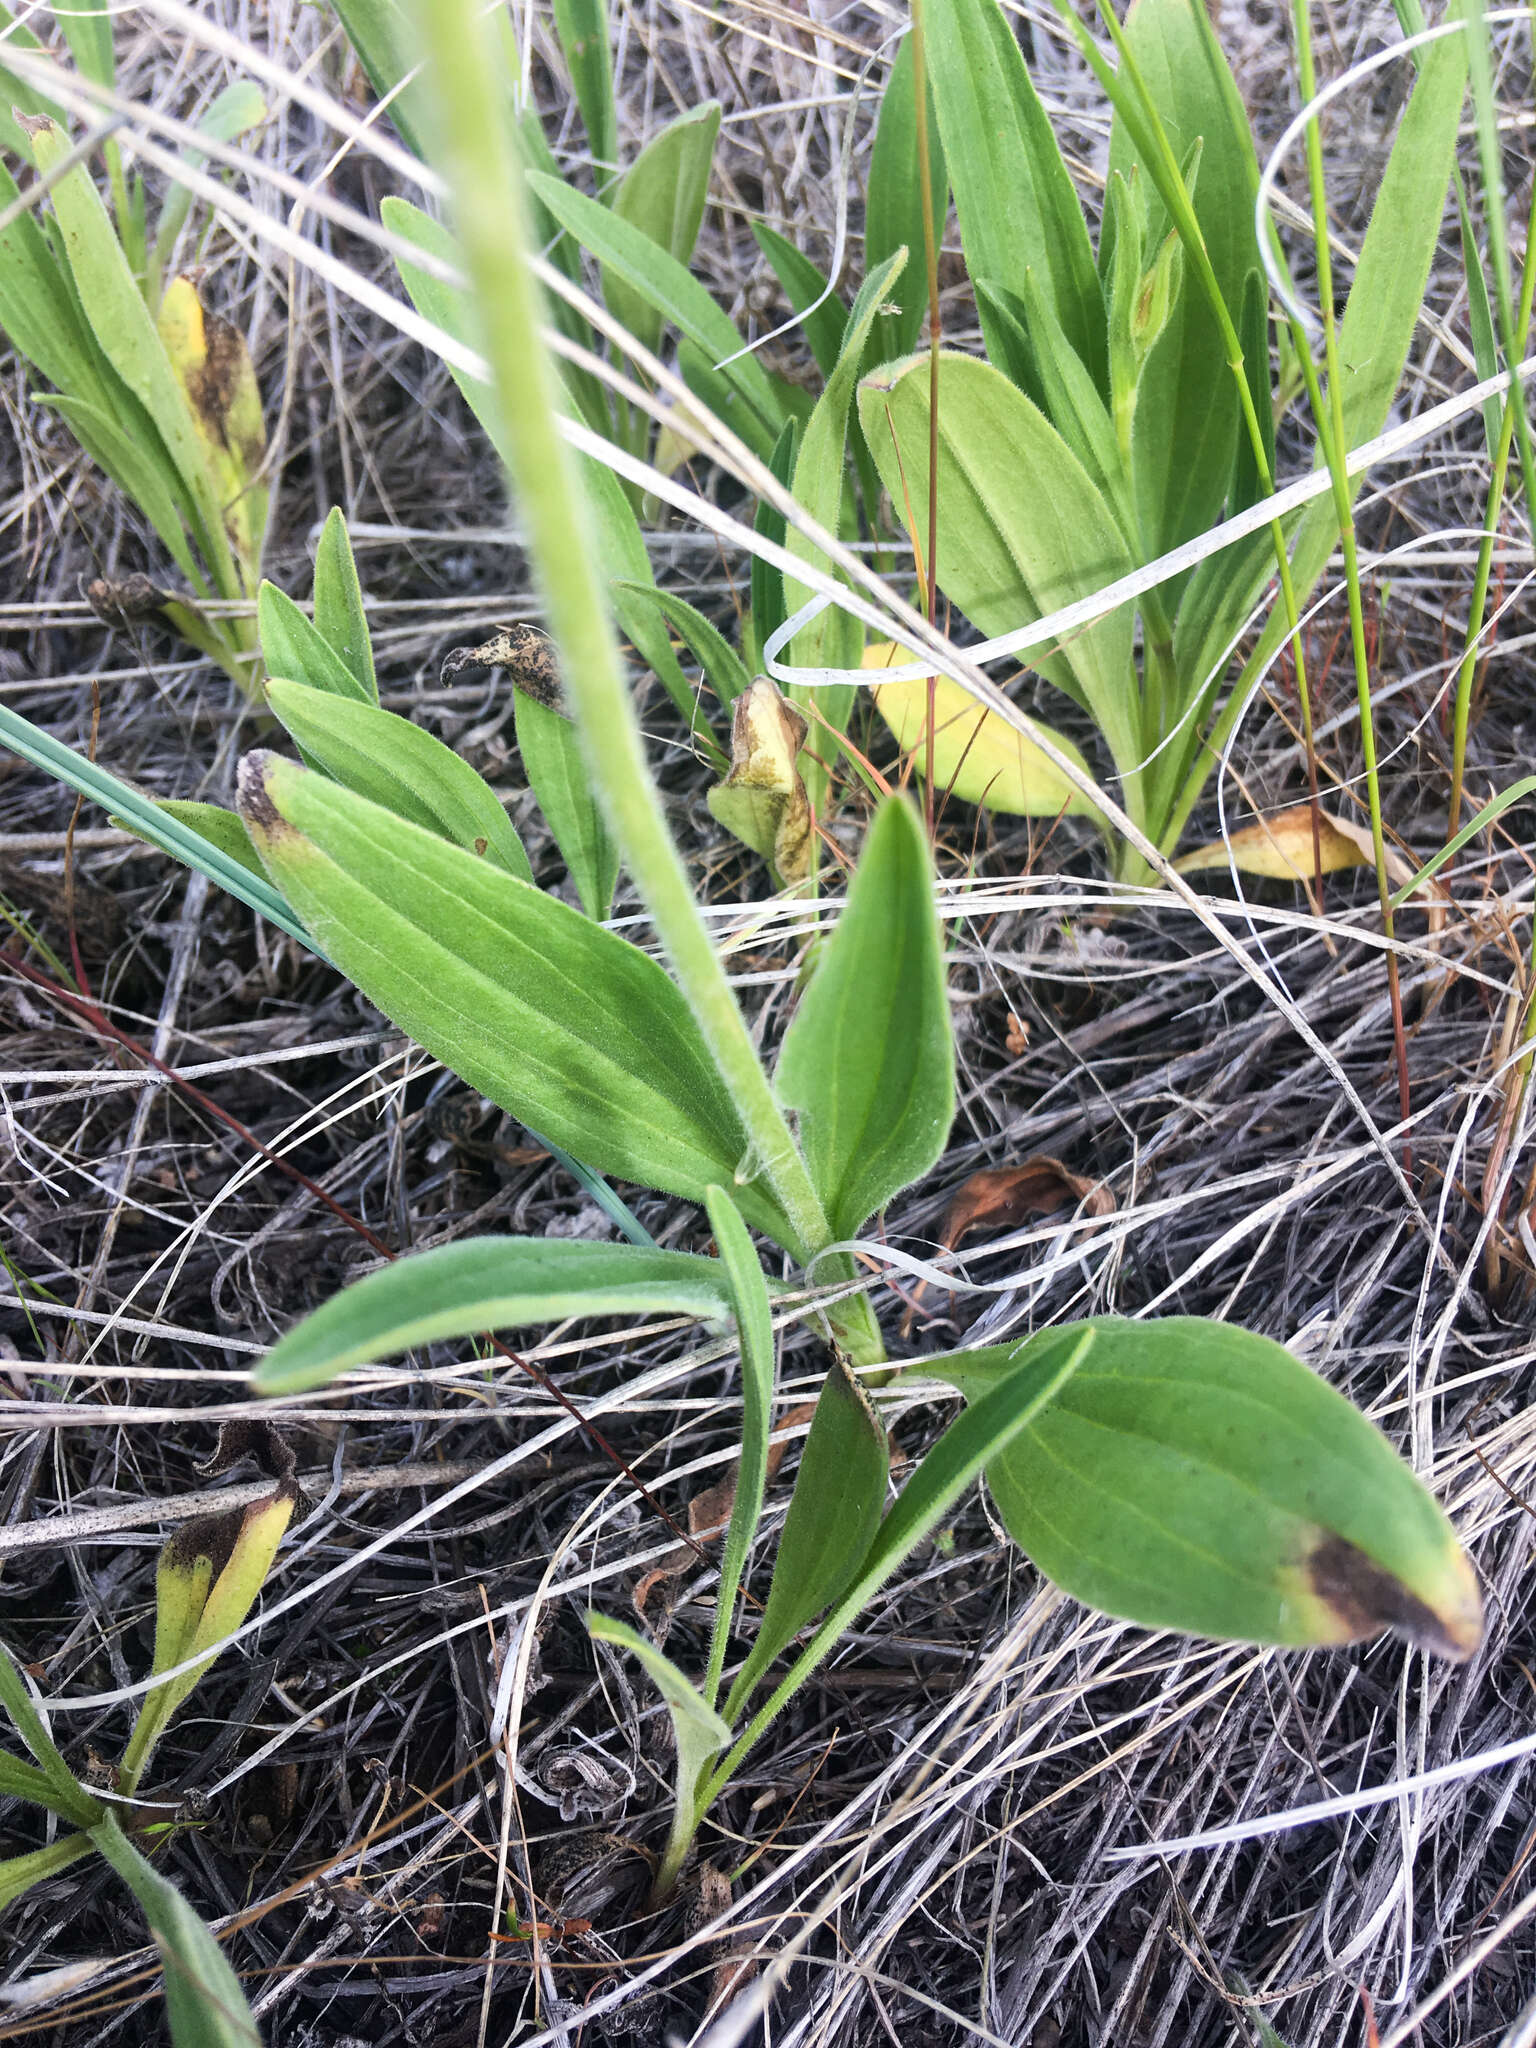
863,643 -> 1098,819
707,678 -> 814,883
157,274 -> 267,586
1175,806 -> 1417,891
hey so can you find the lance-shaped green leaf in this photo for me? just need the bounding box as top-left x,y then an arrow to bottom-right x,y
310,508 -> 376,702
722,1353 -> 888,1719
715,1325 -> 1094,1765
0,1834 -> 93,1915
21,117 -> 231,587
1105,0 -> 1259,563
149,80 -> 268,294
747,415 -> 798,675
614,580 -> 751,710
701,1187 -> 776,1708
381,195 -> 700,739
0,1641 -> 103,1829
552,0 -> 618,178
926,1317 -> 1484,1657
774,797 -> 953,1239
785,250 -> 907,798
237,754 -> 797,1245
514,688 -> 618,918
1170,16 -> 1466,803
90,1812 -> 263,2047
259,582 -> 372,705
858,351 -> 1141,784
749,226 -> 848,383
866,37 -> 948,364
924,0 -> 1104,390
266,680 -> 533,884
605,103 -> 721,357
587,1615 -> 731,1896
254,1235 -> 735,1394
528,173 -> 784,454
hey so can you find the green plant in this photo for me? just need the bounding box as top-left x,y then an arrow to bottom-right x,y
0,20 -> 270,694
851,0 -> 1469,881
208,0 -> 1483,1903
0,1422 -> 293,2041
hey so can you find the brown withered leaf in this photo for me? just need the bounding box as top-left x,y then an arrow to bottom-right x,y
440,622 -> 565,710
1175,805 -> 1416,891
706,678 -> 813,885
904,1161 -> 1114,1333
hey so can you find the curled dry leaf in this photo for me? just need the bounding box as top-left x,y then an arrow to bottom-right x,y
863,642 -> 1098,818
706,677 -> 814,884
905,1160 -> 1114,1332
1175,805 -> 1419,894
439,622 -> 566,709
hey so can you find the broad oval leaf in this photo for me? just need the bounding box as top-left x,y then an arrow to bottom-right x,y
774,796 -> 954,1239
266,680 -> 534,883
237,753 -> 795,1243
927,1317 -> 1483,1658
723,1354 -> 889,1717
857,352 -> 1142,782
254,1236 -> 734,1393
863,642 -> 1097,819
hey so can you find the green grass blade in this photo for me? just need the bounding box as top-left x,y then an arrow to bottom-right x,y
0,704 -> 306,944
606,102 -> 721,357
613,581 -> 751,711
552,0 -> 619,183
866,36 -> 948,363
514,688 -> 618,916
749,223 -> 848,382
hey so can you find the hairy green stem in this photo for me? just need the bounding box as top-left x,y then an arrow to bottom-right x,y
412,0 -> 836,1271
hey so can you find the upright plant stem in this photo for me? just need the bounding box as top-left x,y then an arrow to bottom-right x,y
411,0 -> 834,1272
912,0 -> 942,840
1448,170 -> 1536,842
1290,0 -> 1411,1133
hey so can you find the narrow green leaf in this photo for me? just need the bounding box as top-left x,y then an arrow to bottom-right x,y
514,689 -> 618,917
723,1354 -> 889,1717
701,1185 -> 776,1706
1171,14 -> 1466,811
529,173 -> 785,448
90,1813 -> 262,2047
44,391 -> 202,587
1014,266 -> 1135,540
258,582 -> 372,705
1106,0 -> 1259,560
0,158 -> 115,409
0,1642 -> 100,1829
0,1748 -> 93,1820
1228,266 -> 1275,516
0,1834 -> 93,1914
23,118 -> 228,579
613,580 -> 752,710
57,0 -> 116,90
866,37 -> 948,363
552,0 -> 618,180
717,1326 -> 1093,1763
929,1318 -> 1483,1656
328,0 -> 433,156
748,415 -> 798,674
238,754 -> 795,1242
254,1235 -> 731,1392
924,0 -> 1104,389
0,10 -> 66,158
774,797 -> 953,1239
310,509 -> 377,703
381,195 -> 701,738
858,351 -> 1141,779
749,223 -> 848,383
785,249 -> 908,800
266,680 -> 533,883
606,103 -> 721,356
149,80 -> 269,290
